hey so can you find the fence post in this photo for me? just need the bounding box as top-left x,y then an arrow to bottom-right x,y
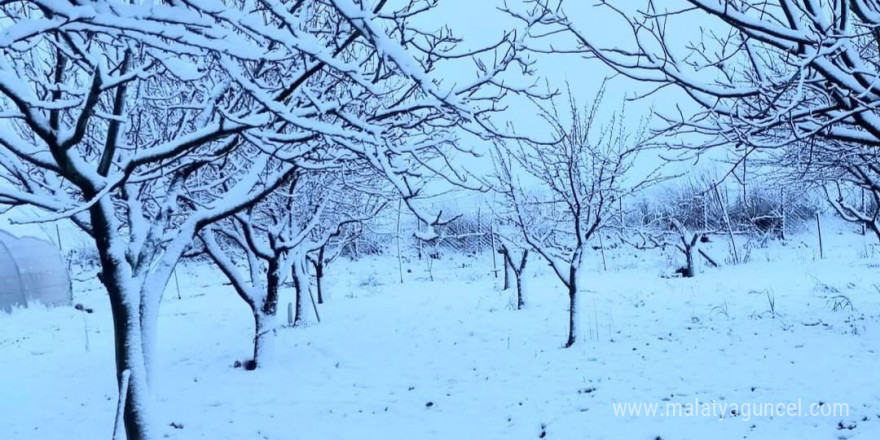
861,187 -> 867,236
780,188 -> 786,241
416,217 -> 422,260
742,149 -> 747,207
173,268 -> 182,300
477,206 -> 483,254
713,182 -> 739,264
55,224 -> 63,252
490,223 -> 498,278
396,199 -> 403,284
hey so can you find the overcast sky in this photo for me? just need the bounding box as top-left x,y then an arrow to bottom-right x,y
412,0 -> 722,206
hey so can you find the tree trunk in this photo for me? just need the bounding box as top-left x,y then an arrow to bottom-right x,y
517,251 -> 528,309
138,287 -> 161,386
291,257 -> 313,326
564,249 -> 582,348
93,203 -> 153,440
252,310 -> 275,368
684,242 -> 698,278
115,312 -> 153,440
106,285 -> 153,440
515,272 -> 524,310
498,246 -> 529,309
251,261 -> 281,368
565,280 -> 577,348
502,258 -> 511,290
313,248 -> 325,304
689,243 -> 700,277
315,263 -> 324,304
291,265 -> 303,327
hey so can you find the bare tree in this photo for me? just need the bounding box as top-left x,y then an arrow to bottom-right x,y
493,88 -> 656,347
200,167 -> 388,368
0,6 -> 298,438
307,189 -> 386,305
497,239 -> 529,309
0,1 -> 541,437
512,0 -> 880,156
307,226 -> 359,305
288,178 -> 387,327
626,180 -> 723,277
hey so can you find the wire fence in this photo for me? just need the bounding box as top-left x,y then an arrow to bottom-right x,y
345,212 -> 496,259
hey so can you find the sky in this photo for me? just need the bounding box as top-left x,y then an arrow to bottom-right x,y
406,0 -> 720,206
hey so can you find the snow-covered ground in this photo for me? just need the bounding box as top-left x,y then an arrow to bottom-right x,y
2,219 -> 879,439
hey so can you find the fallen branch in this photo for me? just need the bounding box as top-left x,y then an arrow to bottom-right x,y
698,249 -> 719,267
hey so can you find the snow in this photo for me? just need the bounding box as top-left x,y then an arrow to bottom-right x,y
2,217 -> 879,439
413,226 -> 439,242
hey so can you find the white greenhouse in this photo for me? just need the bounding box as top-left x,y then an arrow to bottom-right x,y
0,230 -> 72,312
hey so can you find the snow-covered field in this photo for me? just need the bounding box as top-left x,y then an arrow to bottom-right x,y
2,219 -> 880,440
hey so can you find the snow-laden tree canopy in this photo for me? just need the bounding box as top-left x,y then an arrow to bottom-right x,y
512,0 -> 880,152
0,1 -> 541,438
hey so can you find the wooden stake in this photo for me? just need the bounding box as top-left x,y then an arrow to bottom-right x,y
490,223 -> 498,279
173,268 -> 182,300
396,199 -> 403,284
713,182 -> 739,264
308,287 -> 321,323
112,369 -> 131,440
